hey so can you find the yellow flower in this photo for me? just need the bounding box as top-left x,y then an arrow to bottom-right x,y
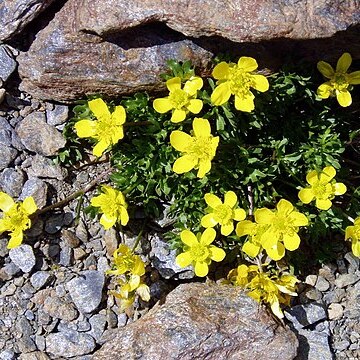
345,217 -> 360,257
170,118 -> 219,178
317,52 -> 360,107
255,199 -> 308,261
298,166 -> 347,210
91,185 -> 129,230
0,192 -> 37,249
211,57 -> 269,112
201,191 -> 246,236
176,228 -> 226,277
75,98 -> 126,157
228,264 -> 298,319
153,76 -> 203,122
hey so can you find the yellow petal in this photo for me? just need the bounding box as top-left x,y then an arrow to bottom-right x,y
209,246 -> 226,262
204,193 -> 222,208
238,57 -> 258,72
221,222 -> 234,236
170,130 -> 192,152
153,98 -> 173,113
137,284 -> 150,301
110,127 -> 124,144
186,99 -> 203,114
333,182 -> 346,195
315,198 -> 332,210
75,120 -> 97,138
320,166 -> 336,182
0,192 -> 15,212
234,92 -> 255,112
276,199 -> 293,215
317,83 -> 333,99
288,212 -> 309,226
345,225 -> 354,240
224,191 -> 237,208
254,208 -> 274,224
88,98 -> 110,119
242,241 -> 261,258
283,233 -> 301,251
306,170 -> 319,185
120,208 -> 129,226
352,241 -> 360,257
348,71 -> 360,85
181,229 -> 198,247
93,139 -> 109,157
317,61 -> 335,79
234,208 -> 246,221
212,62 -> 230,80
100,213 -> 116,230
336,90 -> 352,107
176,251 -> 193,268
112,105 -> 126,125
171,109 -> 186,123
7,231 -> 23,249
200,227 -> 216,245
173,155 -> 196,174
201,213 -> 218,228
166,77 -> 181,92
193,117 -> 211,137
197,159 -> 212,178
336,52 -> 352,73
0,219 -> 6,234
236,220 -> 256,236
194,261 -> 209,277
211,82 -> 231,106
251,74 -> 269,92
270,296 -> 284,319
266,242 -> 285,261
183,77 -> 203,95
22,197 -> 37,214
298,188 -> 315,204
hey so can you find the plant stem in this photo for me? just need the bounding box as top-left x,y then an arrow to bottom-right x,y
132,222 -> 146,252
255,256 -> 263,273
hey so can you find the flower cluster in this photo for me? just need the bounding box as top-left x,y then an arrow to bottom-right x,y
345,217 -> 360,258
227,264 -> 298,318
298,166 -> 346,210
107,244 -> 150,311
236,199 -> 308,260
0,192 -> 37,249
90,185 -> 129,230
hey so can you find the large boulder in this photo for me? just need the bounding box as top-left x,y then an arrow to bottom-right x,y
92,282 -> 298,360
18,0 -> 360,103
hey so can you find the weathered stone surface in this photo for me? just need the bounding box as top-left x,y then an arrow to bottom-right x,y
0,46 -> 17,82
43,296 -> 79,321
9,244 -> 36,273
0,168 -> 25,198
19,178 -> 48,209
0,0 -> 56,41
0,144 -> 17,170
66,270 -> 105,313
15,112 -> 66,156
26,155 -> 67,179
93,282 -> 298,360
17,0 -> 360,102
295,329 -> 333,360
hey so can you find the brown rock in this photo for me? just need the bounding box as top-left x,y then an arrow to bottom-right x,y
93,282 -> 298,360
43,296 -> 79,321
0,0 -> 56,41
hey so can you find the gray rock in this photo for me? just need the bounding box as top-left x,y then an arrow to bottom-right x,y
19,178 -> 48,209
66,270 -> 105,313
46,104 -> 69,126
43,296 -> 78,322
0,45 -> 17,82
30,271 -> 53,290
9,244 -> 36,273
0,116 -> 13,146
88,314 -> 107,342
104,228 -> 118,257
284,303 -> 327,329
77,318 -> 91,332
150,234 -> 194,279
3,262 -> 20,277
15,112 -> 66,156
344,251 -> 360,270
26,155 -> 67,179
97,256 -> 110,273
0,144 -> 17,170
45,214 -> 64,234
0,350 -> 16,360
315,276 -> 330,292
45,330 -> 96,357
0,168 -> 25,197
334,273 -> 360,288
0,0 -> 56,41
61,229 -> 80,248
333,339 -> 350,352
94,283 -> 298,360
328,303 -> 344,320
19,351 -> 50,360
59,245 -> 73,267
295,329 -> 333,360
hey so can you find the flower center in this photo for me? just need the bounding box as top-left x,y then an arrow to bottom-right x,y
96,116 -> 120,142
214,204 -> 233,224
169,89 -> 189,109
190,243 -> 210,262
272,214 -> 288,232
188,136 -> 215,160
229,66 -> 252,97
332,73 -> 349,91
312,181 -> 330,199
6,205 -> 30,231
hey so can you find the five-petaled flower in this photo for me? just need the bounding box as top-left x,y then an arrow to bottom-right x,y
211,56 -> 269,112
91,185 -> 129,230
75,98 -> 126,157
298,166 -> 347,210
170,117 -> 219,178
201,191 -> 246,236
153,76 -> 203,122
0,192 -> 37,249
227,264 -> 298,318
345,217 -> 360,258
317,52 -> 360,107
176,228 -> 226,277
